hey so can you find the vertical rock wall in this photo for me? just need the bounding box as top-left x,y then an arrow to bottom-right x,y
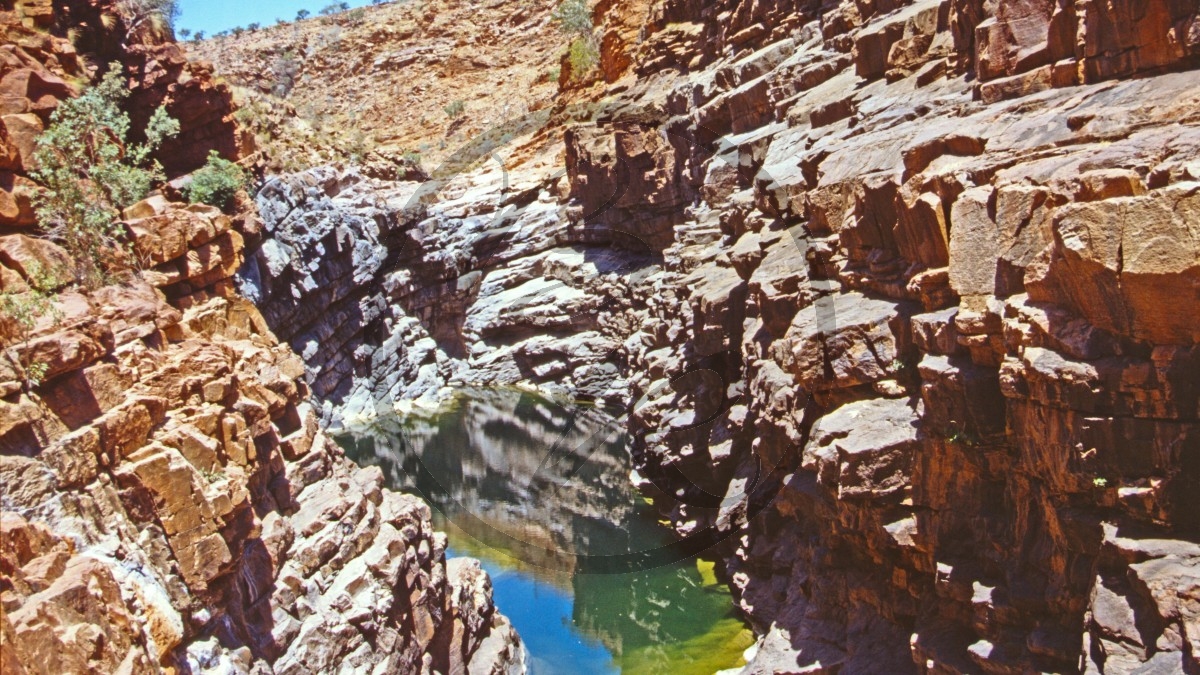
242,1 -> 1200,673
0,3 -> 523,672
0,199 -> 524,674
580,1 -> 1200,672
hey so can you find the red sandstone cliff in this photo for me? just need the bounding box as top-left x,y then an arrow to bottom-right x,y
212,0 -> 1200,672
0,2 -> 522,672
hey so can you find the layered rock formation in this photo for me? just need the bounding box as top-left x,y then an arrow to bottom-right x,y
51,0 -> 244,175
0,3 -> 523,673
0,0 -> 84,229
0,198 -> 524,674
240,165 -> 649,423
242,0 -> 1200,672
0,0 -> 240,235
0,192 -> 526,672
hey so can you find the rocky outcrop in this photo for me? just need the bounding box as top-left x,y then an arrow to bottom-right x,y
0,198 -> 524,673
59,0 -> 241,174
0,0 -> 240,235
0,1 -> 83,229
241,165 -> 651,423
586,2 -> 1200,672
0,4 -> 522,667
53,0 -> 243,176
243,0 -> 1200,673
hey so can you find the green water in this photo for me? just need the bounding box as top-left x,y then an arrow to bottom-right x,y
335,387 -> 753,675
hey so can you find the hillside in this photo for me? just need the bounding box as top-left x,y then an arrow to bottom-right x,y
186,0 -> 573,172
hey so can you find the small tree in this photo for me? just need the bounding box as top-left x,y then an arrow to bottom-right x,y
247,22 -> 261,31
30,65 -> 179,285
183,151 -> 245,211
178,27 -> 191,39
119,0 -> 182,34
552,0 -> 598,82
194,30 -> 205,40
551,0 -> 591,36
296,9 -> 311,20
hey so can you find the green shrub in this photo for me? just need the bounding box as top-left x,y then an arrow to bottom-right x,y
552,0 -> 592,36
0,262 -> 59,334
31,64 -> 179,285
183,151 -> 245,211
0,261 -> 63,389
443,99 -> 466,119
552,0 -> 597,83
567,36 -> 599,81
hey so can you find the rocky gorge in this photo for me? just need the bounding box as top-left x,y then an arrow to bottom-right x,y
1,0 -> 1199,673
0,1 -> 522,673
225,0 -> 1200,671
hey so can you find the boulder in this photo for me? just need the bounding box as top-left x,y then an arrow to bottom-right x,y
803,397 -> 920,500
772,292 -> 913,393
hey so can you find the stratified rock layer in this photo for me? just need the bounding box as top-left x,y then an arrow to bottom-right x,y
0,2 -> 523,671
0,200 -> 524,674
246,0 -> 1200,673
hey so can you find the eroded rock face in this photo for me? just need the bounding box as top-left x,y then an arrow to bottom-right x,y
0,0 -> 240,235
242,166 -> 656,424
0,1 -> 82,229
243,0 -> 1200,673
0,200 -> 524,674
45,0 -> 240,175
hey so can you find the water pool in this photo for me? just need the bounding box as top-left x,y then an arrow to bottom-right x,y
336,387 -> 752,675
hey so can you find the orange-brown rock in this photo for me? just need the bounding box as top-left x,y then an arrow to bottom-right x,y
0,198 -> 523,673
0,171 -> 35,226
1,513 -> 156,673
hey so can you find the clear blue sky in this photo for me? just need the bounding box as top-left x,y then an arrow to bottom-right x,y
177,0 -> 374,36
